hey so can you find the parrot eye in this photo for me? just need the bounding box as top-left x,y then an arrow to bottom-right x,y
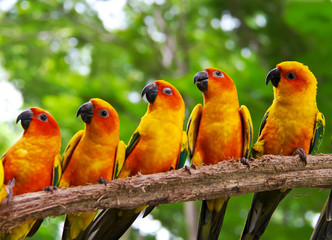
287,72 -> 296,80
38,113 -> 48,122
98,109 -> 109,118
213,70 -> 224,78
162,87 -> 173,95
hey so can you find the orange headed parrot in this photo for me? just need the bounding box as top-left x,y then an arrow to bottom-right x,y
187,67 -> 253,240
241,61 -> 325,240
59,98 -> 125,240
83,80 -> 187,240
0,107 -> 62,240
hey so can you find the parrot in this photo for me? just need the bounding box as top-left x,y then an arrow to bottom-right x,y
0,107 -> 62,240
82,80 -> 187,240
240,61 -> 325,240
59,98 -> 126,240
186,67 -> 253,240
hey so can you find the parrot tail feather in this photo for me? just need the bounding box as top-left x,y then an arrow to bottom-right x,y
241,189 -> 291,240
197,198 -> 229,240
311,190 -> 332,240
83,209 -> 140,240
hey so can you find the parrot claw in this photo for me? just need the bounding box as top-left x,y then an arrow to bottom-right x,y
43,185 -> 57,194
184,165 -> 191,175
190,163 -> 197,170
292,147 -> 307,165
6,178 -> 15,205
169,166 -> 175,171
239,157 -> 250,168
98,176 -> 108,185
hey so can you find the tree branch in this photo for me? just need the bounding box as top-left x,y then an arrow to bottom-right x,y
1,154 -> 332,231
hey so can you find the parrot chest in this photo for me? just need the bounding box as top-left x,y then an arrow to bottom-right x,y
4,140 -> 57,195
65,139 -> 118,186
194,106 -> 243,165
261,105 -> 316,155
127,120 -> 182,175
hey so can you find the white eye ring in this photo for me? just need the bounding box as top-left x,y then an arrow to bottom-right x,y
163,87 -> 173,95
38,113 -> 48,122
98,109 -> 109,118
287,72 -> 296,80
213,70 -> 224,77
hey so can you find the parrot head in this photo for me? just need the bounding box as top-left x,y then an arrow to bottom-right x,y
77,98 -> 120,135
141,80 -> 184,112
16,107 -> 60,138
194,68 -> 237,102
266,61 -> 317,97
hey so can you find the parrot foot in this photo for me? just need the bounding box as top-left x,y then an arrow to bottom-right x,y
184,165 -> 192,175
169,166 -> 175,171
43,186 -> 57,194
98,176 -> 108,185
190,163 -> 197,170
239,157 -> 250,168
6,178 -> 15,205
292,147 -> 307,166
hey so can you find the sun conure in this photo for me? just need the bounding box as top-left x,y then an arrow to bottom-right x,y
59,98 -> 126,240
187,67 -> 253,240
83,80 -> 187,240
0,107 -> 62,240
241,61 -> 325,240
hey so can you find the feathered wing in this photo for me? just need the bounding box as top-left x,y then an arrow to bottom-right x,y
0,155 -> 7,202
309,112 -> 325,154
61,130 -> 84,173
177,131 -> 188,169
113,140 -> 126,179
239,105 -> 253,158
186,104 -> 202,160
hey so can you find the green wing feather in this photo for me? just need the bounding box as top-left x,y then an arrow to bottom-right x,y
125,130 -> 140,159
239,105 -> 254,158
62,130 -> 84,172
309,111 -> 325,154
111,130 -> 140,180
186,104 -> 202,159
177,131 -> 188,169
52,154 -> 62,186
258,107 -> 270,137
249,107 -> 270,159
113,141 -> 126,179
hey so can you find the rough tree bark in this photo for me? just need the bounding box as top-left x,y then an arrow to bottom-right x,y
1,154 -> 332,231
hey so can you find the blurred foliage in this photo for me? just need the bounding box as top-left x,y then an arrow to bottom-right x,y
0,0 -> 332,239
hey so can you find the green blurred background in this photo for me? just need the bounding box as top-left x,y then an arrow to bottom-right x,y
0,0 -> 331,239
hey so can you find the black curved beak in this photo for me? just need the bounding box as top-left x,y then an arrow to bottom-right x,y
266,68 -> 281,88
194,71 -> 209,92
16,109 -> 33,130
141,83 -> 158,104
76,101 -> 94,124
